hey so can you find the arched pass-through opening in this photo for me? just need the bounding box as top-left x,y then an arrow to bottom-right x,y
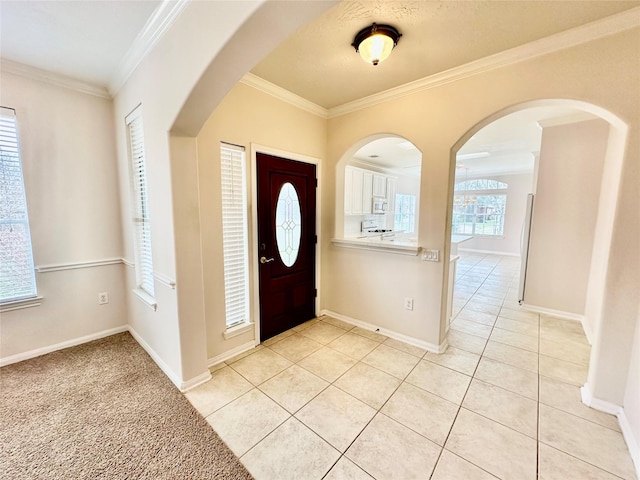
445,98 -> 629,390
334,133 -> 423,242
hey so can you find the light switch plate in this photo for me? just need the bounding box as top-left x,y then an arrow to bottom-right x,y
422,249 -> 440,262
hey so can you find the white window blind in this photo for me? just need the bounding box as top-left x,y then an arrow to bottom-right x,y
220,143 -> 249,328
126,107 -> 154,297
0,107 -> 37,303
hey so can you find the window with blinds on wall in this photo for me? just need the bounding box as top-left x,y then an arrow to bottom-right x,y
0,107 -> 37,303
125,106 -> 155,298
220,143 -> 249,328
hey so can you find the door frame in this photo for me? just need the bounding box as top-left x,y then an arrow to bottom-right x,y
250,144 -> 322,344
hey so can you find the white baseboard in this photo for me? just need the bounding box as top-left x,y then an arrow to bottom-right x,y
128,327 -> 211,392
618,407 -> 640,479
0,325 -> 129,367
521,303 -> 592,344
127,325 -> 184,390
320,309 -> 446,353
208,340 -> 257,368
458,247 -> 521,257
580,383 -> 621,415
1,323 -> 213,393
582,383 -> 640,478
180,370 -> 212,392
127,326 -> 211,392
521,303 -> 584,322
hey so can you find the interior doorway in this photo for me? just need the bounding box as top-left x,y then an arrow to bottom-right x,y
446,101 -> 622,346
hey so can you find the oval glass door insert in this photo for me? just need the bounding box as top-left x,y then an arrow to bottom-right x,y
275,182 -> 302,267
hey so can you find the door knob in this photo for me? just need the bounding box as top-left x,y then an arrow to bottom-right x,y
260,256 -> 275,264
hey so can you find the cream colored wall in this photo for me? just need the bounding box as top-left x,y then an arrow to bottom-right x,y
196,82 -> 327,361
525,119 -> 609,315
458,173 -> 533,256
324,29 -> 640,352
112,0 -> 335,387
112,1 -> 266,386
0,71 -> 127,361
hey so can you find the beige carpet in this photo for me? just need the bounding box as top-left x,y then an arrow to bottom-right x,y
0,333 -> 253,480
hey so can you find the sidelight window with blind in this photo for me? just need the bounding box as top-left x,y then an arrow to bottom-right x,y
0,107 -> 37,303
125,106 -> 155,299
220,143 -> 249,328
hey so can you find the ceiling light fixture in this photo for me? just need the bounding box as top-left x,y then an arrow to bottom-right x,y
352,23 -> 402,66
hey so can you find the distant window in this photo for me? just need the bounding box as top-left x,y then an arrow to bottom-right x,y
455,179 -> 507,191
0,107 -> 37,303
394,194 -> 416,234
220,143 -> 249,328
452,179 -> 507,236
125,106 -> 155,297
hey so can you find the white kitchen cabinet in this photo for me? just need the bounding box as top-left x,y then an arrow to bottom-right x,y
362,171 -> 373,214
345,166 -> 396,217
344,166 -> 353,214
351,167 -> 364,214
345,166 -> 369,215
373,174 -> 387,197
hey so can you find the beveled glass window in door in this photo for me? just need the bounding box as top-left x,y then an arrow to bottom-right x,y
275,182 -> 301,267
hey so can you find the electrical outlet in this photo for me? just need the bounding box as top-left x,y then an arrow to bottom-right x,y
98,292 -> 109,305
404,297 -> 414,310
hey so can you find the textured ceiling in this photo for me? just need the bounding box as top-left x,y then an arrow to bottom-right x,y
251,0 -> 639,109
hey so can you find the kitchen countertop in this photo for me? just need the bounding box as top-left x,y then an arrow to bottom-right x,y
451,234 -> 473,255
451,234 -> 474,244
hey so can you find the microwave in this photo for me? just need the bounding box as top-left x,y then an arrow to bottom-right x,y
372,197 -> 388,214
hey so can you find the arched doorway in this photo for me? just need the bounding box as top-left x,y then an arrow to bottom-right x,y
445,99 -> 629,408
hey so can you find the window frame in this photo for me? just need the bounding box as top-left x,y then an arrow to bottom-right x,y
452,179 -> 508,237
0,106 -> 38,306
125,105 -> 156,305
393,193 -> 417,234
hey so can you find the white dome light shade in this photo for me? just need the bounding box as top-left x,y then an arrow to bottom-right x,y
352,23 -> 402,66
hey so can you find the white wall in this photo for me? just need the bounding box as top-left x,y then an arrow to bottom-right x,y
525,119 -> 609,316
458,173 -> 533,256
0,70 -> 127,363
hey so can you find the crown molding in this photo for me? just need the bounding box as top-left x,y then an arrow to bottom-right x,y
327,6 -> 640,118
240,73 -> 328,118
0,59 -> 111,99
108,0 -> 190,96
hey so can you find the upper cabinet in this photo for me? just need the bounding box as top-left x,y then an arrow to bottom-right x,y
373,174 -> 387,197
345,165 -> 396,216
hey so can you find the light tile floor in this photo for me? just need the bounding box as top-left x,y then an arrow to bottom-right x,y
185,253 -> 637,480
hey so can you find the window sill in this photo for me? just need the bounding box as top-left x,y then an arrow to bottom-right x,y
0,296 -> 44,313
223,322 -> 255,340
132,289 -> 157,311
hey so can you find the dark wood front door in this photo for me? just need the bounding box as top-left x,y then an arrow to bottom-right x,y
256,152 -> 316,342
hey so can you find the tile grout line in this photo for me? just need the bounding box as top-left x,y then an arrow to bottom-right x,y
429,258 -> 508,478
